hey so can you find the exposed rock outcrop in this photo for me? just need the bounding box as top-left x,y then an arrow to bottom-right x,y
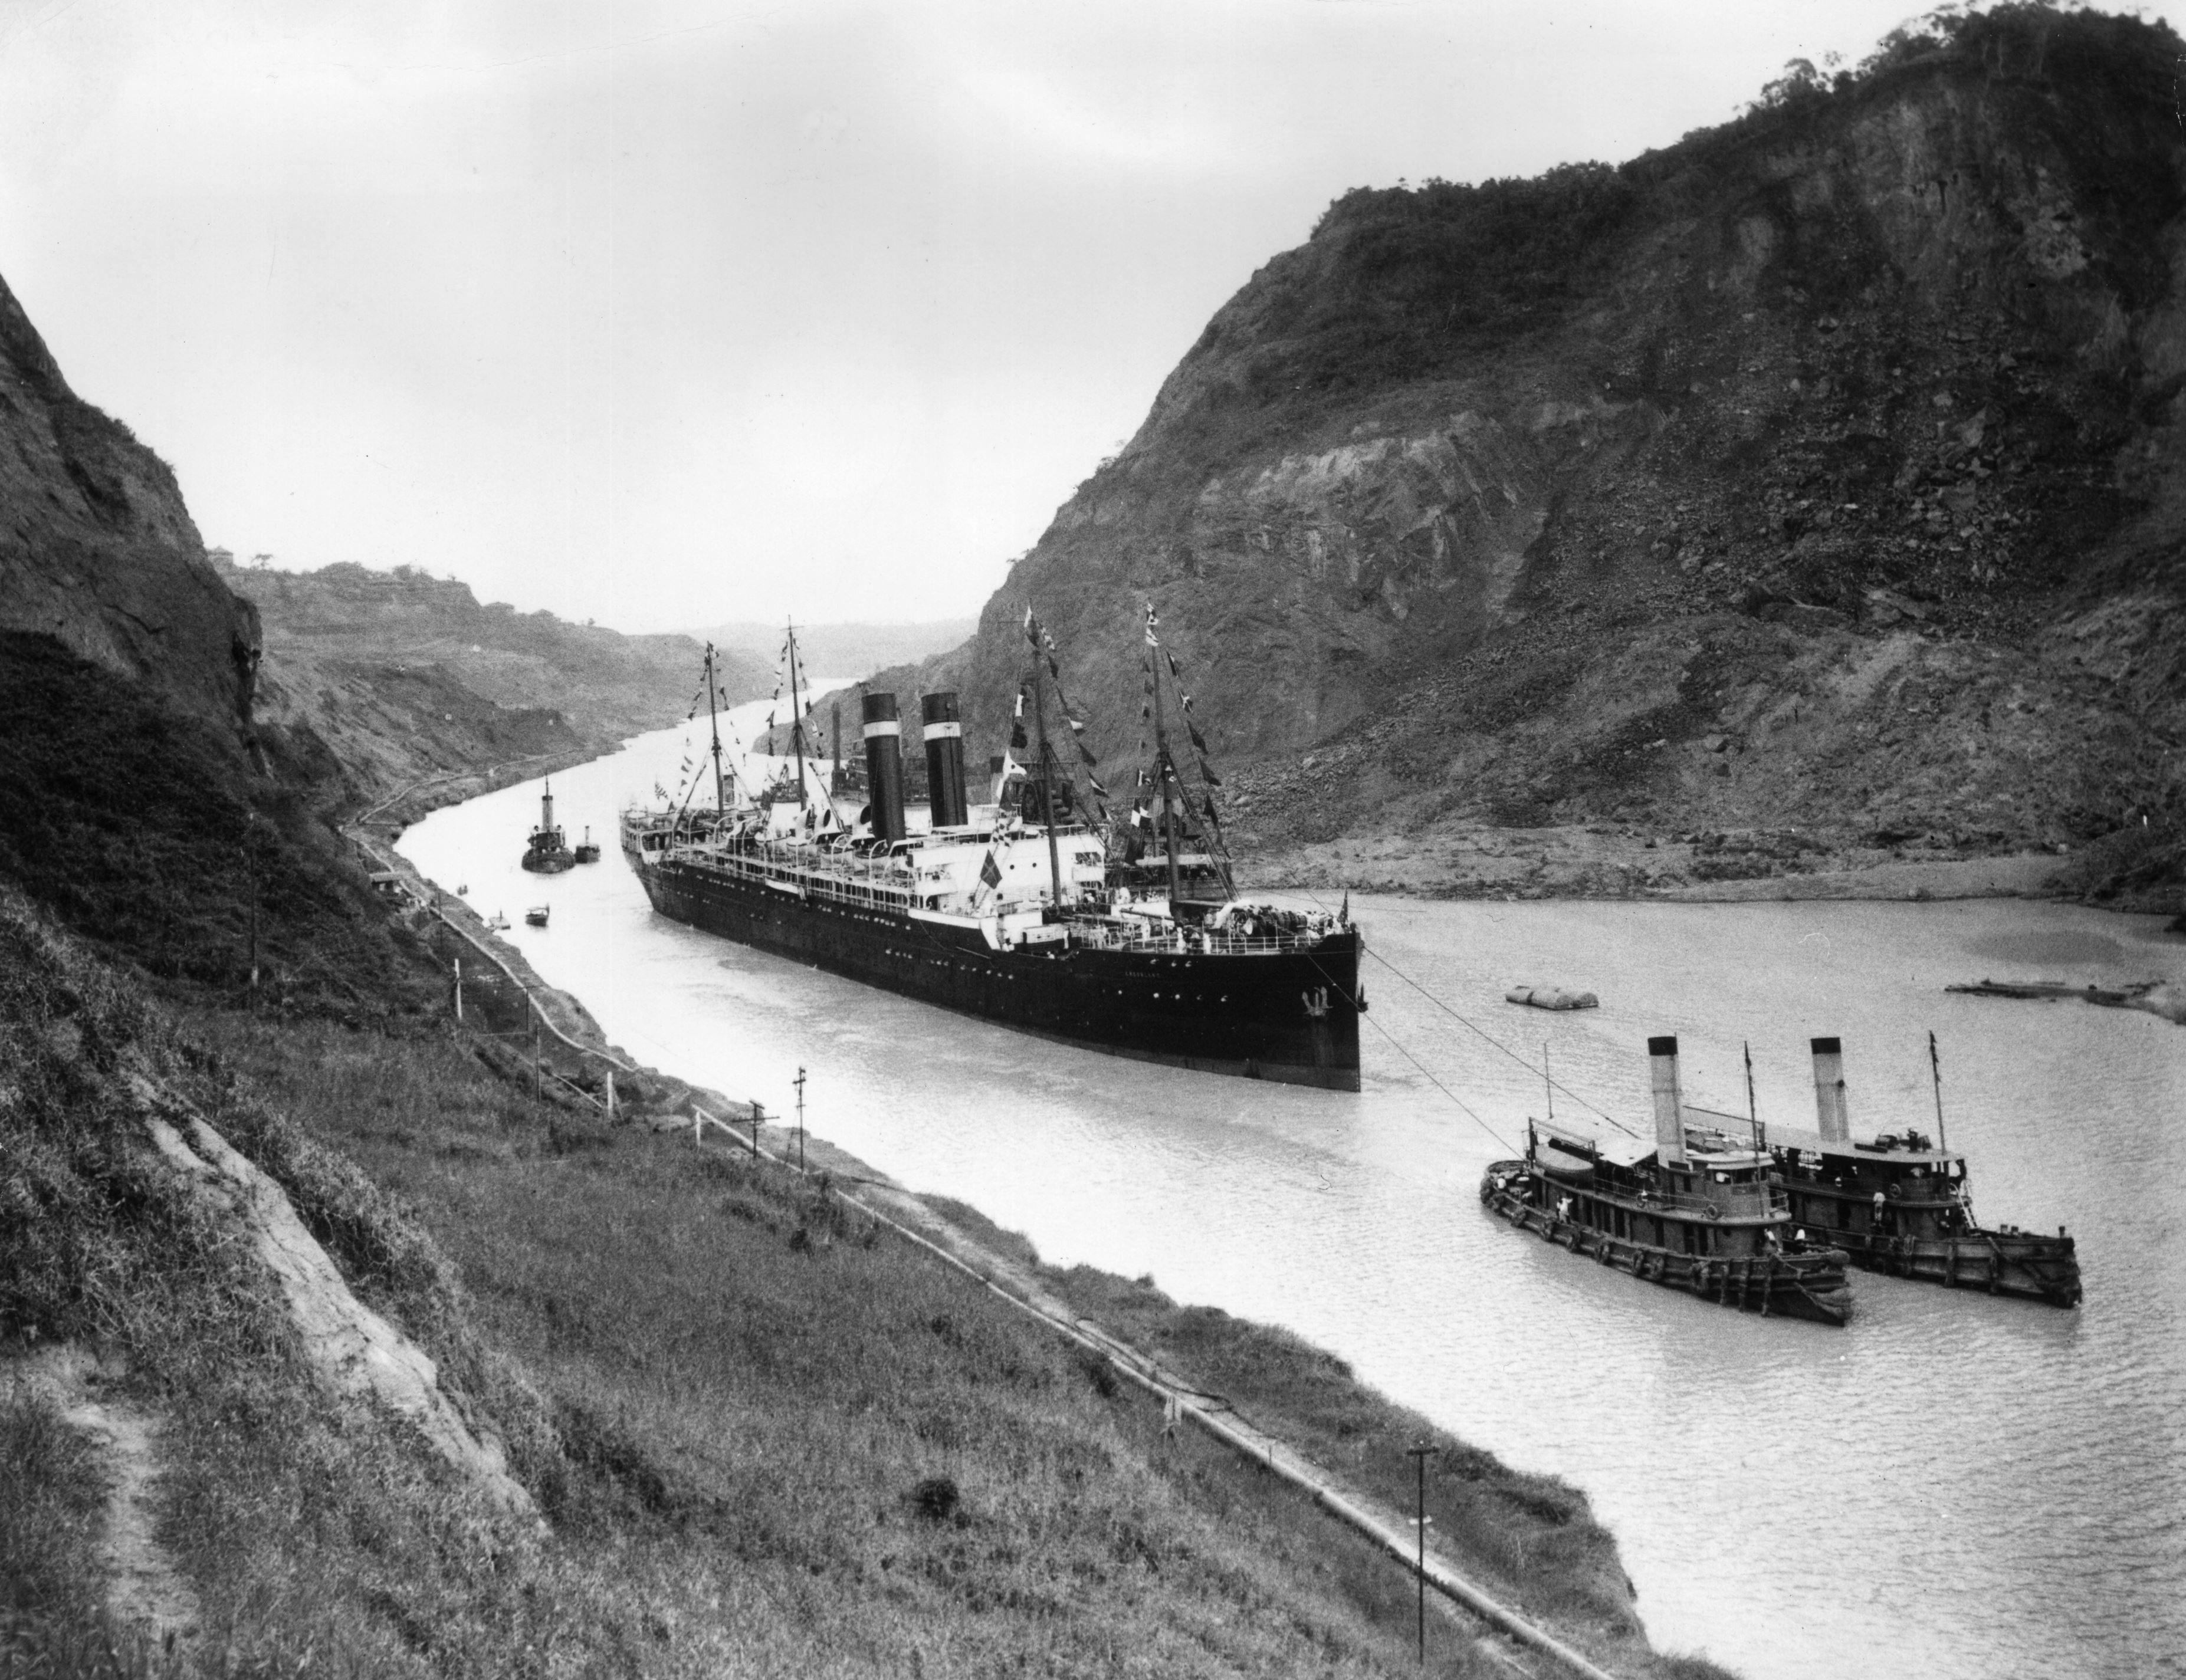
880,8 -> 2186,905
0,271 -> 259,729
132,1074 -> 535,1516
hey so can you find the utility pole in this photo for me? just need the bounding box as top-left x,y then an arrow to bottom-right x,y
750,1102 -> 764,1159
1406,1443 -> 1441,1666
794,1066 -> 808,1172
452,957 -> 463,1023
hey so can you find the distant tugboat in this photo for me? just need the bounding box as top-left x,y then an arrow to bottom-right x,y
1765,1037 -> 2081,1307
521,781 -> 575,873
525,905 -> 550,928
573,826 -> 601,864
1480,1036 -> 1853,1325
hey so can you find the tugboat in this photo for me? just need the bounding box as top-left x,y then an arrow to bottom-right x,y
524,905 -> 550,928
521,781 -> 575,873
1765,1037 -> 2081,1307
573,826 -> 602,864
1481,1036 -> 1853,1325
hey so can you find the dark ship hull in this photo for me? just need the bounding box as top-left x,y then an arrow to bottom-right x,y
1770,1161 -> 2080,1306
1480,1161 -> 1853,1326
521,849 -> 573,874
630,842 -> 1362,1091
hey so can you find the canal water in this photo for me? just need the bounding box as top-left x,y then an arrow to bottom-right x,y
400,706 -> 2186,1680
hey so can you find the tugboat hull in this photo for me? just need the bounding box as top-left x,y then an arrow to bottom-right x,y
521,852 -> 573,874
1775,1183 -> 2079,1307
1481,1162 -> 1853,1326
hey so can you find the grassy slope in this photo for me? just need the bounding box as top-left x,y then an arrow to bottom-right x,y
2,857 -> 1725,1676
162,997 -> 1582,1678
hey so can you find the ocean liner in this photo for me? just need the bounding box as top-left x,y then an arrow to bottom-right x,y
621,617 -> 1362,1090
1480,1036 -> 1855,1324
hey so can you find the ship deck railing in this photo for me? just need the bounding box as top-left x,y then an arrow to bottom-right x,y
1058,920 -> 1331,957
1774,1163 -> 1965,1210
661,842 -> 1340,955
671,841 -> 918,908
1590,1178 -> 1789,1221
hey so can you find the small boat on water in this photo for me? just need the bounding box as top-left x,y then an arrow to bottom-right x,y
522,781 -> 575,874
1766,1037 -> 2080,1307
1480,1035 -> 1854,1325
573,826 -> 601,864
524,905 -> 550,928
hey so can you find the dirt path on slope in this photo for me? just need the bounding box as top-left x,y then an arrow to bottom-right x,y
6,1346 -> 199,1646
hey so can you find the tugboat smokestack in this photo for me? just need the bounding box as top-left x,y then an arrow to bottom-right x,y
1811,1036 -> 1852,1144
921,691 -> 968,828
862,692 -> 907,842
1649,1035 -> 1687,1166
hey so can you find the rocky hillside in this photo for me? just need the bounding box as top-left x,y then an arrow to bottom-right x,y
0,271 -> 259,729
884,6 -> 2185,906
224,559 -> 770,810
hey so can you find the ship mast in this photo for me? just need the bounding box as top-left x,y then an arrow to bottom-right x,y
705,642 -> 728,821
786,619 -> 810,808
1029,630 -> 1065,909
1145,608 -> 1183,912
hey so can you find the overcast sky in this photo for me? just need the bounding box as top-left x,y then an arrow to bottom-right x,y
2,1 -> 2174,633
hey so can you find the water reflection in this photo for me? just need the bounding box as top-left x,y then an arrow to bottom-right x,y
399,713 -> 2186,1680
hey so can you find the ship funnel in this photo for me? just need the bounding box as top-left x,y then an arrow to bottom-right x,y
921,691 -> 969,828
862,692 -> 907,842
1649,1035 -> 1688,1166
1811,1036 -> 1852,1145
541,780 -> 554,832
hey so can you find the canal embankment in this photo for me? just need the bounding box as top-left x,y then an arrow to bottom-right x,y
346,822 -> 1716,1679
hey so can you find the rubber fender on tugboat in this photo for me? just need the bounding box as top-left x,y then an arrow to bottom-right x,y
1703,1204 -> 1721,1219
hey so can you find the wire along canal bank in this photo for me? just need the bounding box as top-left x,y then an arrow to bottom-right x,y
343,817 -> 1697,1680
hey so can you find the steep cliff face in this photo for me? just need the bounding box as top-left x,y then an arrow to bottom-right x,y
914,8 -> 2184,898
0,270 -> 260,728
